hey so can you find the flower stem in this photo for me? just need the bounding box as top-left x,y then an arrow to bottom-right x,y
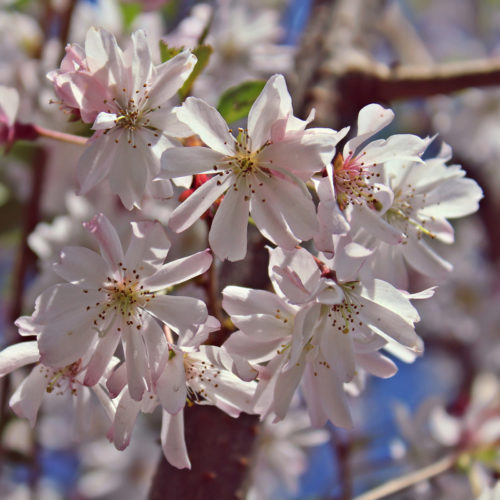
352,453 -> 458,500
32,124 -> 88,146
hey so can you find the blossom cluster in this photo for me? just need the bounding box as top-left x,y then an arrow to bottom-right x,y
0,24 -> 484,480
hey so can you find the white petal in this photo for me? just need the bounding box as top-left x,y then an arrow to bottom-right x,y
315,361 -> 353,428
53,246 -> 108,287
0,342 -> 40,376
149,51 -> 197,107
161,146 -> 226,178
84,324 -> 121,387
146,295 -> 207,332
356,351 -> 397,378
142,250 -> 212,291
169,174 -> 232,233
124,220 -> 170,275
209,184 -> 250,261
155,349 -> 187,415
250,184 -> 298,249
175,97 -> 235,155
248,74 -> 290,150
402,238 -> 453,281
123,327 -> 148,401
161,410 -> 191,469
264,175 -> 318,242
222,286 -> 292,317
112,389 -> 141,450
77,132 -> 117,195
10,366 -> 47,427
345,103 -> 394,154
92,112 -> 118,130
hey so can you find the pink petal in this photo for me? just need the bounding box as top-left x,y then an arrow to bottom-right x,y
84,213 -> 125,275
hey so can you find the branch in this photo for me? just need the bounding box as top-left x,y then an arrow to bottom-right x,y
148,406 -> 259,500
352,453 -> 458,500
293,0 -> 500,128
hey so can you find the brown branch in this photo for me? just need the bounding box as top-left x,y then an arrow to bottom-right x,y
148,406 -> 259,500
293,0 -> 500,128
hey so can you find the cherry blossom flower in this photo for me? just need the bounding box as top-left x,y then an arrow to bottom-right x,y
0,341 -> 116,433
16,213 -> 212,402
223,245 -> 422,427
48,27 -> 197,209
347,142 -> 483,288
108,319 -> 257,469
160,74 -> 343,261
331,103 -> 427,210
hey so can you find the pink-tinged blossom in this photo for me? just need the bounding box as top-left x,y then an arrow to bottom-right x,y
16,213 -> 212,402
332,103 -> 427,210
109,319 -> 257,469
314,103 -> 428,255
160,74 -> 344,261
347,142 -> 483,288
0,85 -> 19,146
0,341 -> 116,433
48,27 -> 197,209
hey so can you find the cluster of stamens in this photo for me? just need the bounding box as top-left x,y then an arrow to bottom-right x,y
42,359 -> 83,396
385,186 -> 435,241
102,83 -> 160,148
183,354 -> 221,405
210,128 -> 271,202
327,286 -> 363,335
333,151 -> 381,210
84,263 -> 156,334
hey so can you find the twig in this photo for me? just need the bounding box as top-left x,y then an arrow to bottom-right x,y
32,124 -> 88,146
352,453 -> 458,500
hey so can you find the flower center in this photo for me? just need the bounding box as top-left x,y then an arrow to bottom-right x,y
84,266 -> 156,334
327,284 -> 363,335
384,188 -> 435,240
183,354 -> 221,404
43,359 -> 83,396
333,152 -> 380,210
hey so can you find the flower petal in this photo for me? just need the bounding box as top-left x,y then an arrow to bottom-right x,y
161,409 -> 191,469
155,348 -> 187,415
175,97 -> 235,155
146,295 -> 208,332
209,183 -> 250,261
169,173 -> 232,233
0,341 -> 40,376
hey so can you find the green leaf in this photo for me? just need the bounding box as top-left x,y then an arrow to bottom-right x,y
159,41 -> 183,63
120,3 -> 142,31
178,45 -> 213,101
216,80 -> 266,124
